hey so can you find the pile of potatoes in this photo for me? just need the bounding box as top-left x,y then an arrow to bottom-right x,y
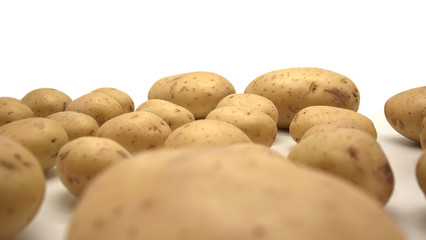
1,68 -> 425,239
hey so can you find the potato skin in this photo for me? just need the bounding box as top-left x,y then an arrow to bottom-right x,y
301,119 -> 371,141
135,99 -> 176,111
421,117 -> 426,149
47,111 -> 99,141
0,97 -> 34,127
92,87 -> 135,113
0,117 -> 68,172
244,67 -> 360,129
0,136 -> 45,240
416,150 -> 426,195
67,145 -> 403,240
137,104 -> 195,132
21,88 -> 72,117
384,86 -> 426,143
288,128 -> 394,206
148,71 -> 236,119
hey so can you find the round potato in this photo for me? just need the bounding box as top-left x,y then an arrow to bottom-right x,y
289,105 -> 377,142
66,92 -> 124,126
164,119 -> 252,148
216,93 -> 279,124
66,145 -> 403,240
0,117 -> 68,172
56,136 -> 132,197
96,111 -> 171,154
416,150 -> 426,195
0,136 -> 45,240
148,71 -> 236,119
244,67 -> 360,129
137,104 -> 195,131
135,99 -> 176,111
288,128 -> 394,205
301,119 -> 371,141
385,86 -> 426,143
206,106 -> 277,147
46,111 -> 99,141
421,117 -> 426,149
0,97 -> 34,127
92,87 -> 135,113
21,88 -> 72,117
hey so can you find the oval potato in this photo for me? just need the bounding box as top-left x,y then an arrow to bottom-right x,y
47,111 -> 99,141
21,88 -> 72,117
135,99 -> 176,111
0,97 -> 34,127
92,87 -> 135,113
137,104 -> 195,132
301,119 -> 371,141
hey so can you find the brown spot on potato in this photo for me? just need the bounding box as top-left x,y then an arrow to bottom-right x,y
324,88 -> 347,106
308,82 -> 318,93
251,224 -> 267,239
0,161 -> 16,170
59,150 -> 70,161
92,218 -> 104,229
375,163 -> 394,185
141,198 -> 155,210
347,147 -> 359,161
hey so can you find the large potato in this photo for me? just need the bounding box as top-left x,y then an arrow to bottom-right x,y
0,97 -> 34,127
47,111 -> 99,141
66,145 -> 403,240
148,71 -> 236,119
244,67 -> 360,129
66,92 -> 124,126
0,117 -> 68,172
21,88 -> 72,117
56,136 -> 131,197
384,86 -> 426,143
206,106 -> 277,147
92,87 -> 135,113
288,128 -> 394,205
96,111 -> 171,154
289,105 -> 377,142
0,136 -> 45,240
164,119 -> 252,148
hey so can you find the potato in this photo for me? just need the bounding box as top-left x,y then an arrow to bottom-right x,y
384,86 -> 426,143
288,128 -> 394,205
416,150 -> 426,195
66,145 -> 404,240
164,119 -> 252,148
0,136 -> 45,240
0,97 -> 34,127
148,71 -> 236,119
96,111 -> 171,153
206,106 -> 277,147
46,111 -> 99,141
216,93 -> 279,124
301,119 -> 371,141
137,104 -> 195,131
56,136 -> 132,197
244,67 -> 360,129
289,105 -> 377,143
0,117 -> 68,172
21,88 -> 72,117
66,92 -> 124,126
92,87 -> 135,113
135,99 -> 176,111
421,117 -> 426,149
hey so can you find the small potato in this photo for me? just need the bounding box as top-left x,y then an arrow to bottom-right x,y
0,136 -> 45,240
421,117 -> 426,149
46,111 -> 99,141
92,87 -> 135,113
288,128 -> 394,205
206,106 -> 277,147
0,97 -> 34,127
56,136 -> 131,197
135,99 -> 177,111
164,119 -> 252,148
416,150 -> 426,195
301,119 -> 371,141
385,86 -> 426,143
148,71 -> 236,119
244,67 -> 360,129
96,111 -> 171,153
66,92 -> 124,126
289,105 -> 377,143
137,104 -> 195,131
0,117 -> 68,172
216,93 -> 279,124
21,88 -> 72,117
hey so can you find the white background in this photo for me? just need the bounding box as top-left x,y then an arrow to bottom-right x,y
1,1 -> 426,239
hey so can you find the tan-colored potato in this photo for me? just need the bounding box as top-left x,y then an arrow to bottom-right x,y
244,67 -> 360,129
137,104 -> 195,131
164,119 -> 252,148
66,92 -> 124,126
0,136 -> 45,240
92,87 -> 135,113
148,71 -> 236,119
56,136 -> 132,197
384,86 -> 426,143
21,88 -> 72,117
289,105 -> 377,142
0,117 -> 68,172
0,97 -> 34,127
288,128 -> 394,205
66,145 -> 403,240
301,119 -> 371,141
96,111 -> 171,154
206,106 -> 277,147
216,93 -> 279,124
416,150 -> 426,195
421,117 -> 426,149
46,111 -> 99,141
135,99 -> 176,111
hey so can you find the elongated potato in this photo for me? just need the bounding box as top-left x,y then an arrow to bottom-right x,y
21,88 -> 72,117
244,67 -> 360,129
0,97 -> 34,127
137,103 -> 195,131
92,87 -> 135,113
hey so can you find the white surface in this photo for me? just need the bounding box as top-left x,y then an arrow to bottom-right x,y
1,0 -> 426,239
